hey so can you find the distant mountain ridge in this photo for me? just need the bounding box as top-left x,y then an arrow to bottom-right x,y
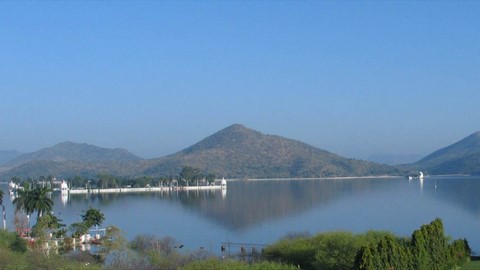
0,124 -> 401,179
2,125 -> 479,179
5,141 -> 142,169
414,131 -> 480,175
367,153 -> 424,165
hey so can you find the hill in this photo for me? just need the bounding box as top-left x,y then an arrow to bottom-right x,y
427,152 -> 480,175
5,142 -> 142,169
3,159 -> 145,179
414,131 -> 480,175
1,125 -> 403,179
142,124 -> 400,178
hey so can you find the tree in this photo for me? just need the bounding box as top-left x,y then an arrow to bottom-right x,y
179,166 -> 203,186
450,238 -> 471,266
31,212 -> 66,251
205,174 -> 216,185
411,218 -> 451,270
81,207 -> 105,228
97,174 -> 118,188
69,222 -> 89,238
13,185 -> 53,219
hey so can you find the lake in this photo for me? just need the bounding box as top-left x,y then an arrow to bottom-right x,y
2,176 -> 479,254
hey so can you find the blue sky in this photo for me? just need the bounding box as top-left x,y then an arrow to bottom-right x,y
1,2 -> 479,159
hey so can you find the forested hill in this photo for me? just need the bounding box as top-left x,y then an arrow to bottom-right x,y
1,125 -> 403,179
142,124 -> 399,178
413,131 -> 480,175
5,141 -> 142,169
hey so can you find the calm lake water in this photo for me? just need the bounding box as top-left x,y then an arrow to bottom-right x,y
2,176 -> 480,254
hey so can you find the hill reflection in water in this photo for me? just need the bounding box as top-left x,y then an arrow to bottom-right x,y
175,179 -> 394,231
35,177 -> 480,252
62,179 -> 393,232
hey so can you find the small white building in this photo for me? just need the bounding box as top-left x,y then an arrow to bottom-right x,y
221,178 -> 227,189
60,181 -> 69,194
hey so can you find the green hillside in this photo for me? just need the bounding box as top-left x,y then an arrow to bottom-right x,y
1,124 -> 404,179
5,142 -> 142,168
142,124 -> 400,178
414,131 -> 480,175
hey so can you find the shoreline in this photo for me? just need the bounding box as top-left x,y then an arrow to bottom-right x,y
236,175 -> 404,181
67,185 -> 225,194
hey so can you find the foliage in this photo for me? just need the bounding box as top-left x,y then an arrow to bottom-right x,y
69,222 -> 89,238
103,248 -> 150,270
31,212 -> 66,248
180,258 -> 297,270
81,207 -> 105,228
354,235 -> 413,270
64,250 -> 101,266
97,174 -> 118,188
26,250 -> 102,270
0,229 -> 27,253
354,218 -> 470,270
263,231 -> 394,270
449,238 -> 471,266
264,219 -> 471,270
13,184 -> 53,218
0,238 -> 103,269
179,166 -> 203,186
130,234 -> 176,256
410,218 -> 452,269
99,225 -> 127,261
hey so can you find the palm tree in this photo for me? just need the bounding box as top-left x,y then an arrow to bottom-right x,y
0,189 -> 4,206
13,185 -> 32,214
30,186 -> 53,218
13,185 -> 53,219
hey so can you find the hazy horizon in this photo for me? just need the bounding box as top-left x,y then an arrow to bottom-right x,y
1,2 -> 479,160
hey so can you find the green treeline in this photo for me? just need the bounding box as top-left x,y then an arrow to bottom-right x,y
10,166 -> 216,189
263,218 -> 471,270
0,218 -> 474,269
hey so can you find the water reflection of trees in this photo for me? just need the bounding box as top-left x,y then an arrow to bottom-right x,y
65,191 -> 174,207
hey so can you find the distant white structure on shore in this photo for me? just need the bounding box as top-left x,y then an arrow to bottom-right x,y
221,178 -> 227,189
61,181 -> 69,195
419,171 -> 424,180
59,178 -> 227,195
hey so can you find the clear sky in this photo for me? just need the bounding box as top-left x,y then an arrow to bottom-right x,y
1,2 -> 479,159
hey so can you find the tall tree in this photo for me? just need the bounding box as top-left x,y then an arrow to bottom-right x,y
13,185 -> 53,219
